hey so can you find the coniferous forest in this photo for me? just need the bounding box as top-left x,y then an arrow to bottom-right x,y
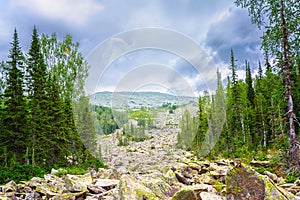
0,27 -> 103,182
177,0 -> 300,175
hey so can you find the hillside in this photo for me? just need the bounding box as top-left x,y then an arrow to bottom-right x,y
90,91 -> 198,109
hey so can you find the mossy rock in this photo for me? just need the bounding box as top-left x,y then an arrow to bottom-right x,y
118,175 -> 159,200
226,164 -> 298,200
171,187 -> 197,200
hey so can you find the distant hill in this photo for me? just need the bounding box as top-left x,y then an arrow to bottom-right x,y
90,91 -> 198,109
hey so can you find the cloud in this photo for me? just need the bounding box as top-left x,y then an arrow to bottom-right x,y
11,0 -> 103,25
205,6 -> 262,68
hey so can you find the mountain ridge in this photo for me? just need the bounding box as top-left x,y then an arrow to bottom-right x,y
90,91 -> 198,109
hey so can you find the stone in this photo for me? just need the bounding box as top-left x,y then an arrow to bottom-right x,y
95,179 -> 119,189
198,173 -> 215,185
2,181 -> 18,193
226,164 -> 298,200
250,160 -> 270,167
162,170 -> 178,186
174,171 -> 192,185
210,170 -> 227,179
264,171 -> 278,183
63,173 -> 92,192
118,175 -> 159,200
200,192 -> 225,200
87,184 -> 107,194
140,178 -> 172,200
171,186 -> 199,200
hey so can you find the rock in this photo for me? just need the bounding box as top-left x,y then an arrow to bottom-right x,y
200,192 -> 225,200
171,188 -> 197,200
99,168 -> 120,179
118,175 -> 159,200
95,179 -> 119,189
63,173 -> 92,192
2,181 -> 18,193
174,171 -> 192,185
50,191 -> 87,200
198,172 -> 215,185
140,178 -> 172,200
163,170 -> 178,186
295,179 -> 300,186
226,164 -> 298,200
199,167 -> 209,175
24,191 -> 40,200
264,171 -> 279,183
250,160 -> 270,167
87,184 -> 107,194
210,170 -> 227,180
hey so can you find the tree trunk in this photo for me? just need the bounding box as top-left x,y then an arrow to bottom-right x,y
281,0 -> 299,171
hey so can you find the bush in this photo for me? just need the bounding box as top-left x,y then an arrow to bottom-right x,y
0,163 -> 48,184
55,167 -> 87,177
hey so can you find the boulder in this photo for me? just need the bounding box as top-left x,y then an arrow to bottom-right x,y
1,181 -> 18,193
200,192 -> 225,200
198,172 -> 215,185
95,179 -> 119,190
63,173 -> 92,192
171,187 -> 197,200
226,164 -> 299,200
118,175 -> 159,200
162,169 -> 178,186
140,178 -> 172,200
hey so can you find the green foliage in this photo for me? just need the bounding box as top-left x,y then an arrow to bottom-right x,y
1,28 -> 27,164
119,122 -> 153,145
0,163 -> 48,184
91,105 -> 118,135
213,180 -> 223,192
55,167 -> 87,177
0,27 -> 104,174
177,109 -> 198,151
256,151 -> 267,161
286,172 -> 300,183
130,108 -> 153,127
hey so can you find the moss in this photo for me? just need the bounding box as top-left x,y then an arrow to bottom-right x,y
171,187 -> 197,200
135,187 -> 158,200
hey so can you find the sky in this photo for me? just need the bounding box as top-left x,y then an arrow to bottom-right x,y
0,0 -> 264,96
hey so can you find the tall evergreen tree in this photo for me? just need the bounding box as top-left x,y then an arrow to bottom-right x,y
245,61 -> 255,106
27,26 -> 49,166
0,29 -> 27,165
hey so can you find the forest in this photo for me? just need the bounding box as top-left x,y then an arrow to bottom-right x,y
0,27 -> 104,183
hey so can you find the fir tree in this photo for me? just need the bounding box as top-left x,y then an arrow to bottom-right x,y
27,26 -> 49,166
0,28 -> 27,165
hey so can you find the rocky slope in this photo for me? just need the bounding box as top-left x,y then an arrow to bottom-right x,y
1,110 -> 300,199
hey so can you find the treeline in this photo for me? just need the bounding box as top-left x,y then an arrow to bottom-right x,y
91,105 -> 119,135
178,0 -> 300,171
0,27 -> 101,170
178,49 -> 299,161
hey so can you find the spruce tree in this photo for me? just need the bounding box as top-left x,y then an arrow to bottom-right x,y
1,29 -> 27,165
245,61 -> 255,106
27,26 -> 49,166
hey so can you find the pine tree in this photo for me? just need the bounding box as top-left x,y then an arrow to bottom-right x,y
0,29 -> 27,165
